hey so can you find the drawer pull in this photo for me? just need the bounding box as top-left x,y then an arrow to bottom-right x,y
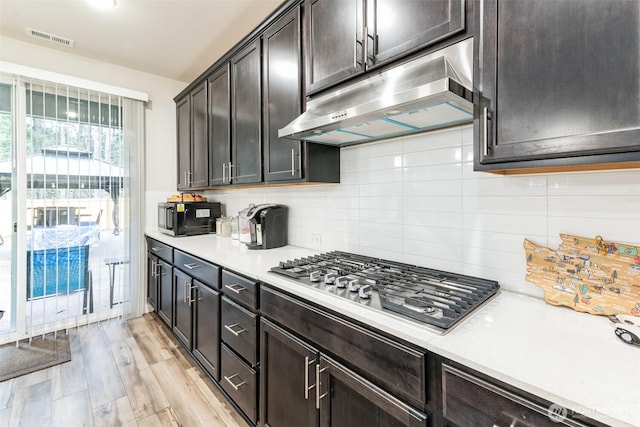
224,323 -> 247,337
183,263 -> 200,270
225,283 -> 246,294
224,373 -> 246,391
151,246 -> 163,252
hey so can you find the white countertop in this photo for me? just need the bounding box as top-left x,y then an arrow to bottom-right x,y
146,231 -> 640,427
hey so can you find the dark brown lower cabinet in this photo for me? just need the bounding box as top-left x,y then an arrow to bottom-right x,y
173,268 -> 193,349
441,363 -> 606,427
259,318 -> 428,427
260,318 -> 319,427
221,344 -> 258,424
318,355 -> 427,427
193,282 -> 221,381
157,259 -> 173,327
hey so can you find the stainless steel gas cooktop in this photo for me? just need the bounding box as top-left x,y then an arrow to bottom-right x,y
270,251 -> 500,333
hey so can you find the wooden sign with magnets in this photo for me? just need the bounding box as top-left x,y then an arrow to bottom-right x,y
524,234 -> 640,316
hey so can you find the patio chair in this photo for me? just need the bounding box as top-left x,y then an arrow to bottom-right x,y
26,245 -> 94,314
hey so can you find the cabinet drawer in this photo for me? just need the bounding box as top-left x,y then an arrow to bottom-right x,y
260,285 -> 427,409
221,297 -> 258,366
221,269 -> 258,309
442,364 -> 591,427
146,237 -> 173,263
174,250 -> 220,289
221,344 -> 257,424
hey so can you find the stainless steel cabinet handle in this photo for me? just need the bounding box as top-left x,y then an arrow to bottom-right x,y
291,149 -> 296,176
222,162 -> 226,183
228,162 -> 234,179
183,263 -> 200,270
479,0 -> 484,70
189,285 -> 198,305
315,364 -> 327,409
482,106 -> 489,157
183,281 -> 189,303
151,259 -> 157,278
156,262 -> 162,277
223,373 -> 246,391
225,283 -> 246,294
187,170 -> 192,186
304,356 -> 316,400
353,32 -> 358,68
364,26 -> 375,65
224,323 -> 247,337
150,246 -> 163,252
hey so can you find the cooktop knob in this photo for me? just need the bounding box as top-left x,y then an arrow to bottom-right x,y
335,276 -> 348,288
348,279 -> 360,292
324,272 -> 336,284
358,284 -> 373,299
309,270 -> 322,282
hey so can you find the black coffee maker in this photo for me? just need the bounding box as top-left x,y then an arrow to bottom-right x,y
245,204 -> 288,250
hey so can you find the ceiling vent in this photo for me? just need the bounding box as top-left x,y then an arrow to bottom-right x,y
25,27 -> 75,47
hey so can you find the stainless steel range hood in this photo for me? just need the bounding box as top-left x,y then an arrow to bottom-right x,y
279,38 -> 473,146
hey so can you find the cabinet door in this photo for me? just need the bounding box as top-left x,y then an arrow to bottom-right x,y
441,364 -> 591,427
176,95 -> 191,190
305,0 -> 365,94
263,7 -> 303,182
318,355 -> 427,427
146,252 -> 158,310
190,82 -> 208,188
475,0 -> 640,171
193,282 -> 221,381
157,259 -> 173,327
209,65 -> 231,186
369,0 -> 465,67
173,269 -> 193,349
260,318 -> 319,427
231,40 -> 262,184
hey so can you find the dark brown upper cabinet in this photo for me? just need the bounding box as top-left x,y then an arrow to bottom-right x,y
304,0 -> 467,94
474,0 -> 640,172
177,81 -> 208,190
263,6 -> 304,182
231,40 -> 263,185
263,5 -> 341,184
208,65 -> 231,187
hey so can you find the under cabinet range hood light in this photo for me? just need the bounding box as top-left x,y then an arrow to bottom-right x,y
279,38 -> 473,146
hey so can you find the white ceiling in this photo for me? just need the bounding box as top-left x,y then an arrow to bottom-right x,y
0,0 -> 283,83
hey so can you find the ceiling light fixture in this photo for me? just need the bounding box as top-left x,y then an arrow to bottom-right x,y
89,0 -> 117,9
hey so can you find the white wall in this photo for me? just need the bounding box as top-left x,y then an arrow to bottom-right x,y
205,125 -> 640,298
0,35 -> 185,229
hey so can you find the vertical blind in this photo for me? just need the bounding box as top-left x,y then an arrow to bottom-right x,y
0,72 -> 145,343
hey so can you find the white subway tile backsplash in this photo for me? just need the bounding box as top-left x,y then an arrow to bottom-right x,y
404,180 -> 461,197
548,170 -> 640,196
464,212 -> 547,236
403,196 -> 463,213
402,146 -> 463,167
405,210 -> 462,228
403,126 -> 462,152
194,126 -> 640,300
462,174 -> 548,197
463,196 -> 547,216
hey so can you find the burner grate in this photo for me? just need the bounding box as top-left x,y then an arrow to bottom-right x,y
270,251 -> 500,331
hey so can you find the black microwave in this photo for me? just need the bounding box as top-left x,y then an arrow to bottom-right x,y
158,202 -> 221,236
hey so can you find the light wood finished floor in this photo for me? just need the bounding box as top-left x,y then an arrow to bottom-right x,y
0,313 -> 247,427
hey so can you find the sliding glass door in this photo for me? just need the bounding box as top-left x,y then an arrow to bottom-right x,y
0,81 -> 15,336
0,73 -> 142,343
